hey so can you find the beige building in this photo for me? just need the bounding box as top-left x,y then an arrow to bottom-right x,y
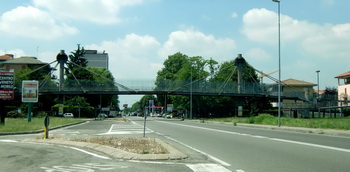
335,71 -> 350,106
0,56 -> 46,73
273,78 -> 317,117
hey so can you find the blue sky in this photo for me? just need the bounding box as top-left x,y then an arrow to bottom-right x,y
1,0 -> 349,107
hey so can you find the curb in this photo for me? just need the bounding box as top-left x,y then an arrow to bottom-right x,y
190,120 -> 350,138
23,138 -> 188,161
236,123 -> 350,137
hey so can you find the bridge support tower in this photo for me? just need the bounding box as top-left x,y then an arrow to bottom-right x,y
56,50 -> 68,107
234,54 -> 246,116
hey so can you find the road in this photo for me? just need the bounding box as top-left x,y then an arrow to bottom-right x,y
1,117 -> 349,172
131,117 -> 350,172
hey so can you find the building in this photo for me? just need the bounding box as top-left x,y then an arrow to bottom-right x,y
83,50 -> 109,69
335,71 -> 350,106
0,54 -> 14,71
273,78 -> 317,117
0,56 -> 46,73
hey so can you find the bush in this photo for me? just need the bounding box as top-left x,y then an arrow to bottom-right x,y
254,114 -> 275,124
36,112 -> 48,118
248,117 -> 255,124
7,110 -> 24,118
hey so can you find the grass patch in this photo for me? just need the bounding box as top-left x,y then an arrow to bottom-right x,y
71,137 -> 168,154
0,117 -> 85,133
203,115 -> 350,130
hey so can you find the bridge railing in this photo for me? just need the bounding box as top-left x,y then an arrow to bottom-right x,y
14,79 -> 309,100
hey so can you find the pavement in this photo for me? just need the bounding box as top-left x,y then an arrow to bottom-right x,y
193,120 -> 350,137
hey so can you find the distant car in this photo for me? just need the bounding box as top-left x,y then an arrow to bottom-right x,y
98,113 -> 107,118
165,114 -> 172,119
63,113 -> 74,118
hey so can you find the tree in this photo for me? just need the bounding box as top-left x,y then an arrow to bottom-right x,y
65,44 -> 93,80
85,67 -> 119,110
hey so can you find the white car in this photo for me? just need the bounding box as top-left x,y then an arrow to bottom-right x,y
63,113 -> 74,118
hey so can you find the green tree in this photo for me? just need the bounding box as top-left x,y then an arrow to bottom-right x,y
65,44 -> 93,80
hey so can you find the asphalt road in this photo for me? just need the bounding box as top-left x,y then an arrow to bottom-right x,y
1,118 -> 349,172
131,117 -> 350,172
0,120 -> 225,172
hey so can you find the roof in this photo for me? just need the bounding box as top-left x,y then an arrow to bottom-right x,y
335,71 -> 350,79
280,78 -> 317,86
1,56 -> 45,64
0,54 -> 14,60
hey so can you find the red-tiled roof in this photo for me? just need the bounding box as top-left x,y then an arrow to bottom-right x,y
281,78 -> 317,86
0,54 -> 13,60
2,57 -> 44,64
271,78 -> 316,86
335,71 -> 350,79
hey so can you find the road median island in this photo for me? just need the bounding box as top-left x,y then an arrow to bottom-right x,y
23,137 -> 188,161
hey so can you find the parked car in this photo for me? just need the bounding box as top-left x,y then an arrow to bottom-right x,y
63,113 -> 74,118
98,113 -> 107,118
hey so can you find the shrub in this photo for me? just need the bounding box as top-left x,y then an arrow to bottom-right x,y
7,110 -> 24,118
254,114 -> 275,124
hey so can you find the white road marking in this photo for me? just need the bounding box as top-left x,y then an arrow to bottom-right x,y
186,163 -> 232,172
41,163 -> 127,172
69,147 -> 111,160
0,139 -> 18,143
157,121 -> 350,154
98,122 -> 153,135
156,132 -> 231,167
269,138 -> 350,153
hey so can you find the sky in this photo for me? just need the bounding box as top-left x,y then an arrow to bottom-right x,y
1,0 -> 349,108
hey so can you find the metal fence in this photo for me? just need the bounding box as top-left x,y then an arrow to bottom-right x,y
14,79 -> 310,100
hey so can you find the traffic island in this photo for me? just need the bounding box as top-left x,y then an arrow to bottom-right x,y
23,137 -> 187,161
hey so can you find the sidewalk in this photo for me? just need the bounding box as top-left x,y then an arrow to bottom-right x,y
236,123 -> 350,137
193,120 -> 350,138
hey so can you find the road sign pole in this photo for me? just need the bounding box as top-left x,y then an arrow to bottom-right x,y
0,100 -> 4,125
28,103 -> 32,122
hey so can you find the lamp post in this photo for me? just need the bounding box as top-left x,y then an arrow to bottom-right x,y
272,0 -> 281,127
316,70 -> 320,101
190,64 -> 193,119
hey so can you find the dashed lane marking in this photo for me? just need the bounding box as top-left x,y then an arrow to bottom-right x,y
0,139 -> 18,143
186,163 -> 232,172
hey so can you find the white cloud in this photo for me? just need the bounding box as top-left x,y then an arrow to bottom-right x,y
0,6 -> 78,40
242,8 -> 350,60
246,48 -> 272,62
0,49 -> 27,58
158,29 -> 236,62
242,8 -> 321,44
87,33 -> 161,79
33,0 -> 145,25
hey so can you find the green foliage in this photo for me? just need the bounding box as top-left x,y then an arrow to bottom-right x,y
7,110 -> 24,118
253,114 -> 275,124
0,117 -> 85,133
154,52 -> 270,118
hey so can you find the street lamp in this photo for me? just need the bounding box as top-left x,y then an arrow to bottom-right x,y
316,70 -> 320,101
272,0 -> 281,127
190,64 -> 193,119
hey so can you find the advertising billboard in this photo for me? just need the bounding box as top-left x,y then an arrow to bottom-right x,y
0,72 -> 14,100
22,80 -> 39,103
